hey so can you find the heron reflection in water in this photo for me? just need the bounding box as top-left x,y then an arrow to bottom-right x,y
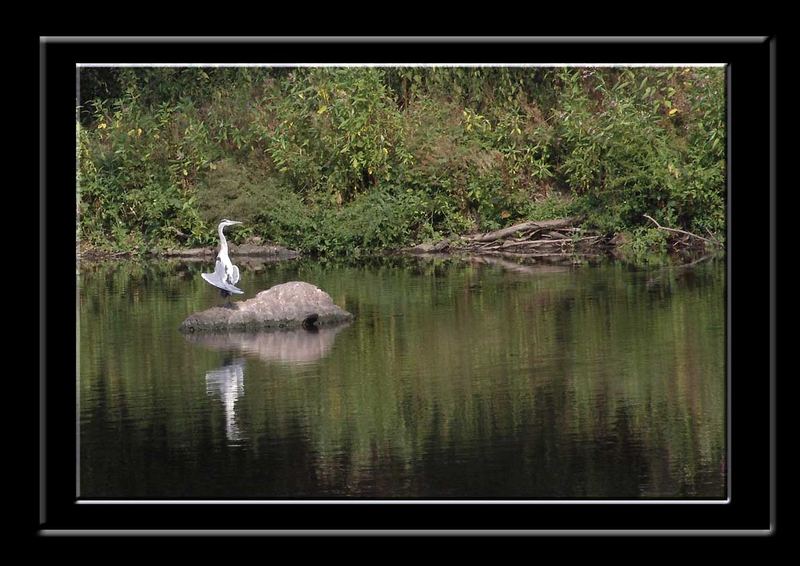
205,357 -> 246,444
201,219 -> 244,306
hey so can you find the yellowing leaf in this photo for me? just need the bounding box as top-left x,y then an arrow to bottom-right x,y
317,105 -> 328,114
668,108 -> 679,116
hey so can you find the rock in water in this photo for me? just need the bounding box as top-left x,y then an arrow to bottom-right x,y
179,281 -> 353,333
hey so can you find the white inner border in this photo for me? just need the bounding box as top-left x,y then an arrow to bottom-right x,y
75,62 -> 730,506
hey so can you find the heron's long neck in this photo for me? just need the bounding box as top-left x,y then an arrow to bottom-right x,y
218,224 -> 229,256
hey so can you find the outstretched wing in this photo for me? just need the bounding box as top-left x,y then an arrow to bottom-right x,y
202,259 -> 244,294
230,264 -> 240,285
213,257 -> 226,279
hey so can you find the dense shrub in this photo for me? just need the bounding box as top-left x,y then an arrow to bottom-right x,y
78,66 -> 725,258
78,85 -> 213,250
554,68 -> 725,240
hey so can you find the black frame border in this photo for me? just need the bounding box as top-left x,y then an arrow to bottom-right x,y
40,36 -> 775,536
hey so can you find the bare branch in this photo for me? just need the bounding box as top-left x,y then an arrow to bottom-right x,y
643,214 -> 718,246
463,217 -> 582,243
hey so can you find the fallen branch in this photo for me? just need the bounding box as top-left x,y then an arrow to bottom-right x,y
407,216 -> 607,258
480,241 -> 506,250
643,214 -> 718,246
705,227 -> 722,246
463,217 -> 581,243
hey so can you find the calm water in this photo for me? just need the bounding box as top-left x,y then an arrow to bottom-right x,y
78,255 -> 726,499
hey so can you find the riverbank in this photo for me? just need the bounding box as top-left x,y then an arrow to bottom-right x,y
78,215 -> 721,268
78,239 -> 300,263
405,215 -> 721,263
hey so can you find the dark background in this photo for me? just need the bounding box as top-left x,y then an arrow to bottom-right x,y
39,36 -> 775,535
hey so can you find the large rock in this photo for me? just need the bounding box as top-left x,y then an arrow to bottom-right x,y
180,281 -> 353,333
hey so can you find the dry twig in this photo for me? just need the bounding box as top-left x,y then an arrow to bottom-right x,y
643,214 -> 718,246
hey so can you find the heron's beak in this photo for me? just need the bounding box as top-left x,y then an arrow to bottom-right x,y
228,221 -> 243,225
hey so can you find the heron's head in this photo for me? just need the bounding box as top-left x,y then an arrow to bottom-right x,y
219,219 -> 243,229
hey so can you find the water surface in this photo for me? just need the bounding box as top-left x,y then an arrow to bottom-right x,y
79,255 -> 726,499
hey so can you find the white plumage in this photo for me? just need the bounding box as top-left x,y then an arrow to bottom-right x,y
201,219 -> 244,295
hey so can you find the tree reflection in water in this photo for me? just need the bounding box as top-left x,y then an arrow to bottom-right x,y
80,258 -> 725,498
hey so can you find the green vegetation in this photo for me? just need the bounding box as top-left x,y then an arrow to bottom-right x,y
78,66 -> 725,259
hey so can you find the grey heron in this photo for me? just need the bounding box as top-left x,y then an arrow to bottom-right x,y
201,219 -> 244,304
